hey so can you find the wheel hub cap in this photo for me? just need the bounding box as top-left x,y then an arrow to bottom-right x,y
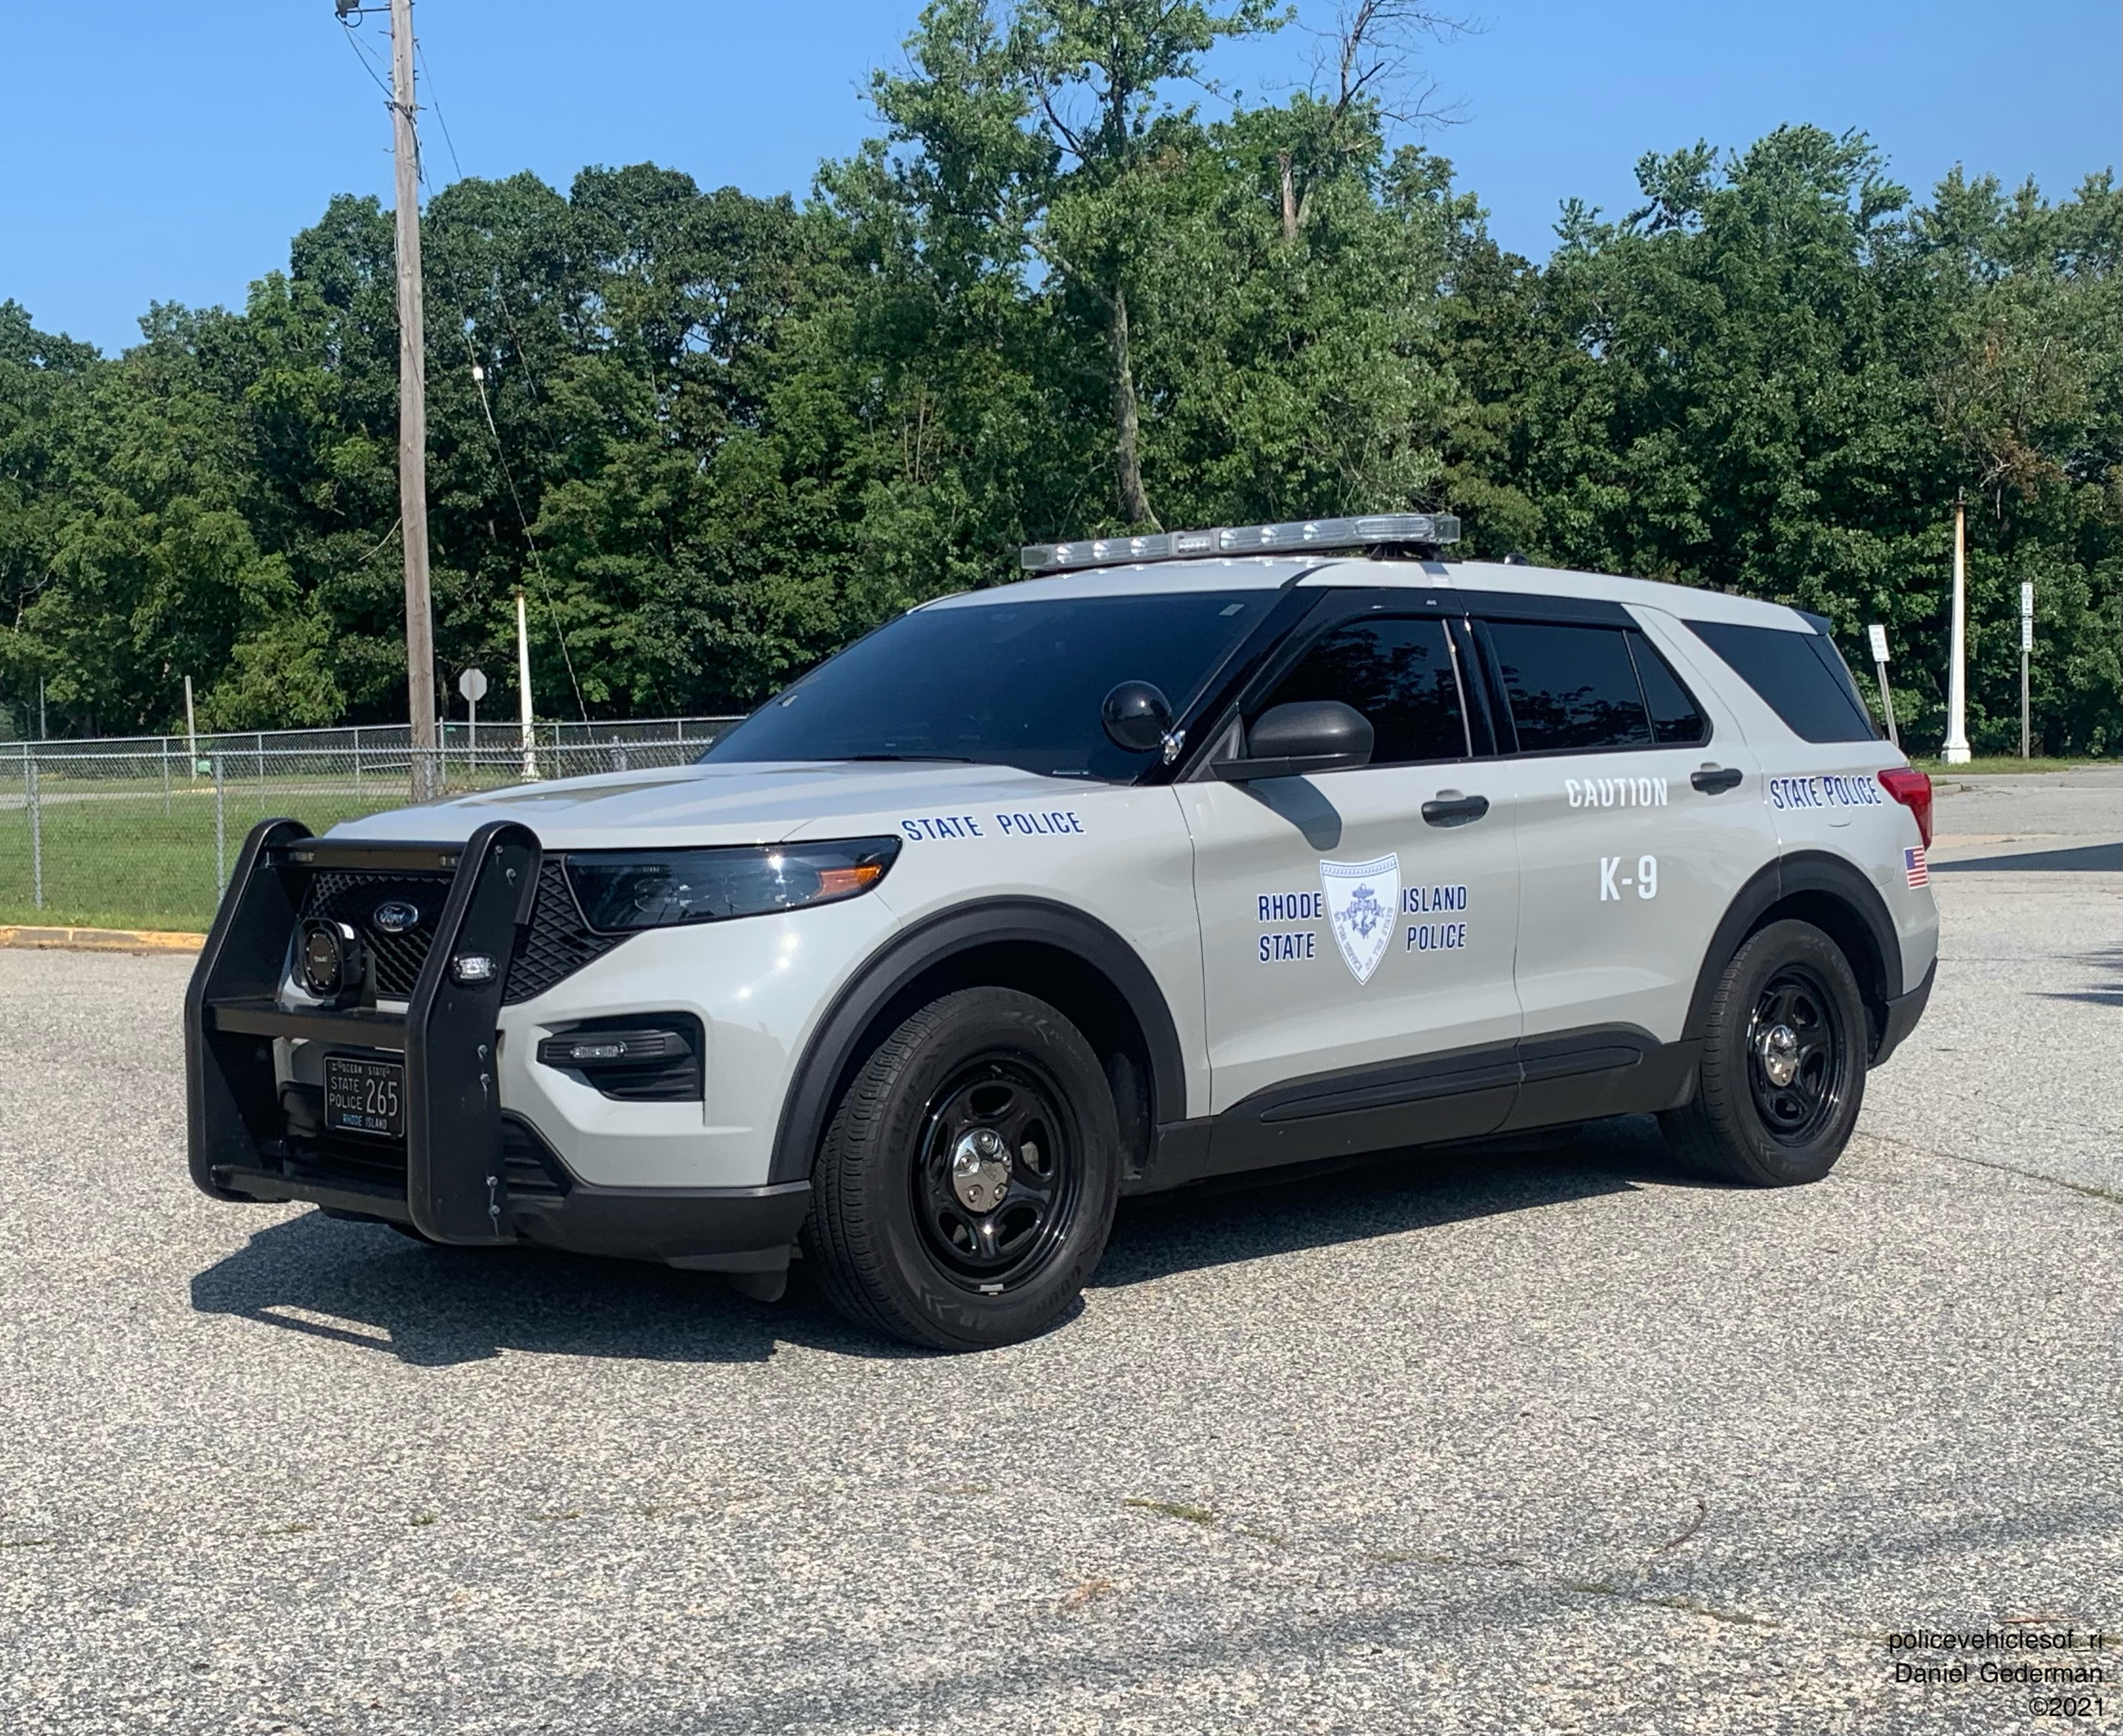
949,1128 -> 1011,1212
1758,1023 -> 1800,1088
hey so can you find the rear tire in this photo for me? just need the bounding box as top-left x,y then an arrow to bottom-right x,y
803,987 -> 1120,1351
1661,919 -> 1868,1187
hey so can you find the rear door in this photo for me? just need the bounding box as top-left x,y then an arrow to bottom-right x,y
1470,608 -> 1777,1062
1179,594 -> 1522,1158
1668,609 -> 1939,990
1679,612 -> 1898,855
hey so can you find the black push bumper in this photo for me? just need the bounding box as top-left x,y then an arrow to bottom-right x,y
184,818 -> 808,1271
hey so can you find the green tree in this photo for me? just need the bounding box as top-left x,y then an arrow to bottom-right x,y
0,20 -> 2112,753
863,0 -> 1290,529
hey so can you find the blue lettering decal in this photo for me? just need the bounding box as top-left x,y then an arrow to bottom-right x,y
991,810 -> 1078,838
900,814 -> 988,841
1772,774 -> 1883,813
1256,891 -> 1324,923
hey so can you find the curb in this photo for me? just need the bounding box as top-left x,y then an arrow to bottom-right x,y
0,925 -> 206,954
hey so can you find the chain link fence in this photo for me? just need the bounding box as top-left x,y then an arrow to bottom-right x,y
0,717 -> 738,934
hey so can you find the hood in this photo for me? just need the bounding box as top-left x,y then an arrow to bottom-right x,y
326,759 -> 1098,851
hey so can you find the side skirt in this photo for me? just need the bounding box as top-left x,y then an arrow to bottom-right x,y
1134,1024 -> 1694,1194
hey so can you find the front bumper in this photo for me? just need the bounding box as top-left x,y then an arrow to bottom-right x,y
184,818 -> 809,1272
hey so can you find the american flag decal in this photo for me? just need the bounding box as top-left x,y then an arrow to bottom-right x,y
1904,846 -> 1929,887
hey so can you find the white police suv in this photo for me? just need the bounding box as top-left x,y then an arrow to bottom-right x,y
186,514 -> 1939,1349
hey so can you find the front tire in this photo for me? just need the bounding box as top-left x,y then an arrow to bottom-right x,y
1661,919 -> 1868,1186
803,988 -> 1121,1350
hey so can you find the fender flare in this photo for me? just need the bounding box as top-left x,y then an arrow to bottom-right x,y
1684,850 -> 1903,1047
767,897 -> 1189,1186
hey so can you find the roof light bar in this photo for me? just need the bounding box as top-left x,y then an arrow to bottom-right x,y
1020,512 -> 1460,576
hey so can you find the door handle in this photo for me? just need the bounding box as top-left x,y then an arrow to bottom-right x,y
1421,792 -> 1489,827
1690,766 -> 1744,795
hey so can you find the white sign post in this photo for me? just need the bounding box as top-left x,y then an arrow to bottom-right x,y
458,667 -> 489,778
516,589 -> 539,781
1866,624 -> 1898,749
2019,582 -> 2034,760
1942,498 -> 1971,764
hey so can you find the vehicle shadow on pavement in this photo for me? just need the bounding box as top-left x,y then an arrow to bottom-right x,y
187,1115 -> 1711,1364
1095,1113 -> 1709,1288
186,1212 -> 895,1369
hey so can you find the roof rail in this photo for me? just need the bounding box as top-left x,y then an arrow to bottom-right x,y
1020,512 -> 1460,576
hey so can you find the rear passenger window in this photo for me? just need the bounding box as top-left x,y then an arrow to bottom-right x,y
1263,616 -> 1468,765
1684,620 -> 1877,743
1626,633 -> 1709,746
1485,622 -> 1651,753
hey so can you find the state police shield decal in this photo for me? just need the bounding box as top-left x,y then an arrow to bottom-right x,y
1320,854 -> 1399,985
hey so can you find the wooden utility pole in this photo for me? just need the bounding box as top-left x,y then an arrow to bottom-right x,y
390,0 -> 439,800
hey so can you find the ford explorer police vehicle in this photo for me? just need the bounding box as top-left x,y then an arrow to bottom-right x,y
185,514 -> 1939,1350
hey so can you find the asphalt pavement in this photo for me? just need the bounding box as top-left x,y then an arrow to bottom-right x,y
1,775 -> 2117,1735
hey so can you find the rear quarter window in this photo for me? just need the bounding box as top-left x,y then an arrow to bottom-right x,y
1684,620 -> 1879,744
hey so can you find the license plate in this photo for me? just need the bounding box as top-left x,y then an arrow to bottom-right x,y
324,1055 -> 405,1140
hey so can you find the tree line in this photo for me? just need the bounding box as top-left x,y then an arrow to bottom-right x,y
1,0 -> 2115,753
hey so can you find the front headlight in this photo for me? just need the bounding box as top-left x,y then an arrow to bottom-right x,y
563,836 -> 902,933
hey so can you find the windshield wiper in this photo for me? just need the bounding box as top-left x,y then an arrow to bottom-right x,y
836,753 -> 982,764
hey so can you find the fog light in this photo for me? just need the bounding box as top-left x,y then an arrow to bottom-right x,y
535,1019 -> 703,1102
299,919 -> 365,1001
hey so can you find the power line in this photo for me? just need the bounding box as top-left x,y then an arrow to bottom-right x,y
336,13 -> 395,106
400,27 -> 581,720
354,515 -> 403,567
414,41 -> 465,184
409,35 -> 548,403
464,333 -> 588,722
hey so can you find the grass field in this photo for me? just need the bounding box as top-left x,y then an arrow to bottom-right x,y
0,787 -> 400,933
1912,756 -> 2114,776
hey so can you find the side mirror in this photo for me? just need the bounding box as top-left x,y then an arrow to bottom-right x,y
1213,700 -> 1374,781
1101,681 -> 1173,755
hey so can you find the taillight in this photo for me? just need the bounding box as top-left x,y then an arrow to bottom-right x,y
1877,767 -> 1933,848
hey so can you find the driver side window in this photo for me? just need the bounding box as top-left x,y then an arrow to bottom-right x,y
1259,615 -> 1471,766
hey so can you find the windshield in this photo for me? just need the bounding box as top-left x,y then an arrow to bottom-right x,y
703,590 -> 1276,779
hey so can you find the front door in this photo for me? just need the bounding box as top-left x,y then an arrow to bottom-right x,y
1180,606 -> 1522,1164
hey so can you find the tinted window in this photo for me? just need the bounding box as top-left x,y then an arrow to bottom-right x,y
1626,632 -> 1710,746
1486,622 -> 1652,753
1684,620 -> 1877,743
703,591 -> 1275,780
1261,616 -> 1467,765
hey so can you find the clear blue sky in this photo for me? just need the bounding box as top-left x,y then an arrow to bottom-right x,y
7,1 -> 2117,355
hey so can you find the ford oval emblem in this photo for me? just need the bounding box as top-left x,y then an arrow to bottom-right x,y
372,900 -> 421,935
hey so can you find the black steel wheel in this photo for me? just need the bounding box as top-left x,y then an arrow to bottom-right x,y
1661,918 -> 1869,1186
1744,964 -> 1851,1146
913,1056 -> 1083,1293
804,987 -> 1121,1350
